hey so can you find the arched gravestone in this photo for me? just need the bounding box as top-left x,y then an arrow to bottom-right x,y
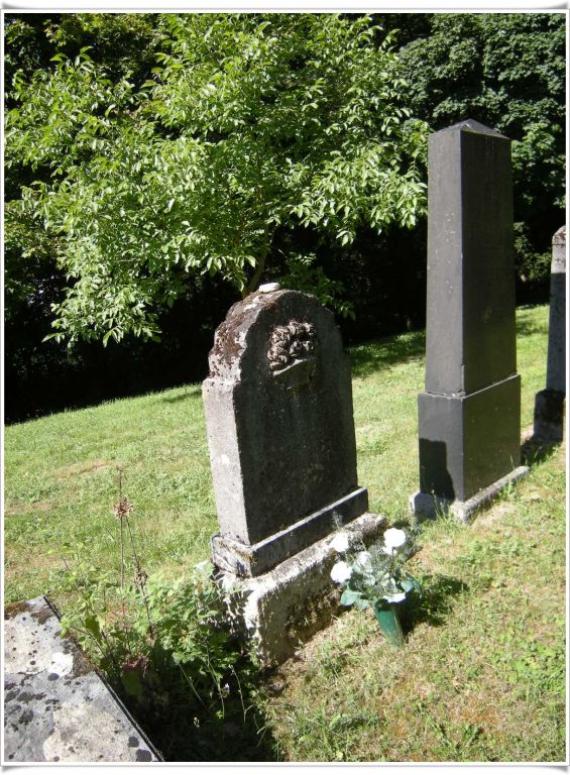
203,287 -> 368,577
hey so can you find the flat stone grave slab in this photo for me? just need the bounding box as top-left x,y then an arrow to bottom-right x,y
4,596 -> 160,763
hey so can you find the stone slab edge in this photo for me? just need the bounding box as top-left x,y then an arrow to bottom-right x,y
410,465 -> 529,523
212,487 -> 369,577
216,512 -> 386,665
3,595 -> 162,764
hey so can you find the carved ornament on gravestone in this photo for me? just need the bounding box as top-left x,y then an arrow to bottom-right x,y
202,286 -> 368,577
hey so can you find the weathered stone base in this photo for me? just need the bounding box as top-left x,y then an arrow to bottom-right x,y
216,512 -> 386,665
533,389 -> 565,443
4,596 -> 160,763
211,487 -> 369,577
409,465 -> 529,523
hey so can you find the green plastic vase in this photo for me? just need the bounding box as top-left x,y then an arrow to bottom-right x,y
374,603 -> 405,647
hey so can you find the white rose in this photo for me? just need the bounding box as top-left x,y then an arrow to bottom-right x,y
383,528 -> 407,555
384,591 -> 406,604
356,550 -> 372,568
330,560 -> 353,584
330,532 -> 350,553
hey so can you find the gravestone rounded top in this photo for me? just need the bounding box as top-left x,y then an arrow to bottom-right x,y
553,225 -> 566,245
207,288 -> 337,383
203,286 -> 361,552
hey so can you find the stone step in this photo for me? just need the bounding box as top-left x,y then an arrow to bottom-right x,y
4,596 -> 161,763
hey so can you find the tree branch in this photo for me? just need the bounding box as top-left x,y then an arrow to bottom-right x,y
244,251 -> 268,297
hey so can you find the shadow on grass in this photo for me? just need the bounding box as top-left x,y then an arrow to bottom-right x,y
160,386 -> 202,403
119,655 -> 283,762
515,310 -> 549,339
349,329 -> 425,379
349,306 -> 545,381
521,436 -> 561,467
400,574 -> 468,633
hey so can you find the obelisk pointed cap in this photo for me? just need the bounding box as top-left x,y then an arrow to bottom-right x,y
432,118 -> 509,140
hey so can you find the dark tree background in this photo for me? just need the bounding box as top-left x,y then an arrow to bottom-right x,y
4,13 -> 566,423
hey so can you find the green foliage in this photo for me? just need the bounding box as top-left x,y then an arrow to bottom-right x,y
6,13 -> 427,343
4,13 -> 165,342
396,12 -> 565,277
4,15 -> 56,103
4,14 -> 160,91
278,252 -> 355,319
142,567 -> 240,687
59,553 -> 254,726
55,490 -> 267,759
44,13 -> 161,83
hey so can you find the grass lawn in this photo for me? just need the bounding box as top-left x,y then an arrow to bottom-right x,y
3,303 -> 566,762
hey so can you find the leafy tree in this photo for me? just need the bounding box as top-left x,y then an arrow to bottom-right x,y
5,13 -> 428,344
3,13 -> 199,422
42,13 -> 161,84
394,12 -> 566,282
4,13 -> 162,326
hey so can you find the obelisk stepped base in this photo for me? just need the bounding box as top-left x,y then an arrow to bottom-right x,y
410,466 -> 528,522
416,375 -> 524,505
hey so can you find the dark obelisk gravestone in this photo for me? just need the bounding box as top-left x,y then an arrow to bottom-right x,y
411,119 -> 528,521
533,225 -> 566,442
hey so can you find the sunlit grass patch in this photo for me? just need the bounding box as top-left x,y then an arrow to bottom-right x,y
3,304 -> 564,761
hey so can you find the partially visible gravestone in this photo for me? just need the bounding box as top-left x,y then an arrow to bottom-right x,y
534,226 -> 566,442
4,597 -> 160,763
203,286 -> 368,577
410,119 -> 528,522
203,285 -> 385,662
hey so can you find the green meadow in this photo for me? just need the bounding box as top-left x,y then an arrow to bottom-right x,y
4,304 -> 565,762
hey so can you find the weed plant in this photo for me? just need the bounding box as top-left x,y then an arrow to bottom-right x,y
57,473 -> 275,761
